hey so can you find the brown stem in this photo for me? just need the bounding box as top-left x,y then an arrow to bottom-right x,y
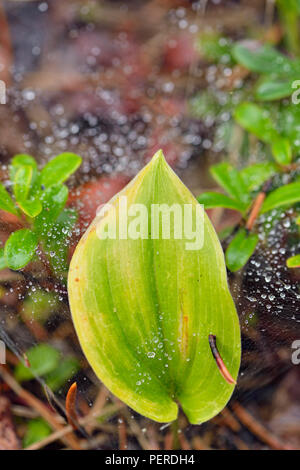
0,366 -> 81,449
232,402 -> 295,450
66,382 -> 79,431
171,418 -> 180,450
208,334 -> 236,385
246,192 -> 266,231
118,414 -> 127,450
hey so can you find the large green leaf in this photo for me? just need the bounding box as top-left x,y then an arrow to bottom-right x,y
225,228 -> 258,272
40,153 -> 82,187
261,182 -> 300,213
4,229 -> 38,270
68,151 -> 241,424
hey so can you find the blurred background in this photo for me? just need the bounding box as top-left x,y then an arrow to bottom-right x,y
0,0 -> 299,450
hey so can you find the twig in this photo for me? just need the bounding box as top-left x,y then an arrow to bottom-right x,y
0,396 -> 20,449
164,419 -> 180,450
11,405 -> 39,419
164,430 -> 173,450
192,435 -> 210,450
246,192 -> 266,231
232,402 -> 294,450
118,414 -> 128,450
171,418 -> 180,450
246,179 -> 273,231
233,435 -> 250,450
178,431 -> 191,450
89,386 -> 109,416
146,424 -> 160,450
25,403 -> 124,450
216,407 -> 241,433
0,366 -> 81,450
122,407 -> 153,450
85,386 -> 109,434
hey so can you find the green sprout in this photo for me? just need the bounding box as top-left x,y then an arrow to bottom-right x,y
0,152 -> 82,279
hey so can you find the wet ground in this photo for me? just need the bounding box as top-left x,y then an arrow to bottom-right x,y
0,0 -> 299,450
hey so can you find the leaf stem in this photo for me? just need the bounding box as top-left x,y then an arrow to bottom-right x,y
171,418 -> 180,450
245,191 -> 266,231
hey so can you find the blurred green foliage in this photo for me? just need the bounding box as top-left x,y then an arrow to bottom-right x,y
23,418 -> 52,448
15,343 -> 80,392
195,30 -> 300,272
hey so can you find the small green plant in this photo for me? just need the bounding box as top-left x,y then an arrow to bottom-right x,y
0,152 -> 82,279
197,157 -> 300,272
194,31 -> 300,272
